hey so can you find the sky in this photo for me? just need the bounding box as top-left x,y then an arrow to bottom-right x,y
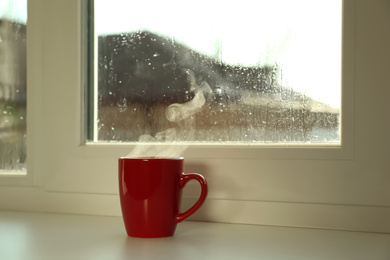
96,0 -> 342,108
0,0 -> 27,23
0,0 -> 342,108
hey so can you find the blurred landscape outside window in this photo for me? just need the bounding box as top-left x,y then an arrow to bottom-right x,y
92,0 -> 342,145
0,0 -> 27,172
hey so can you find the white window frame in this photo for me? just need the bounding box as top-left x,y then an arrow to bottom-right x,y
6,0 -> 390,234
87,0 -> 354,158
1,0 -> 355,187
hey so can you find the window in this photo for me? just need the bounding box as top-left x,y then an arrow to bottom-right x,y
1,0 -> 356,195
4,0 -> 390,234
89,0 -> 342,146
0,0 -> 27,173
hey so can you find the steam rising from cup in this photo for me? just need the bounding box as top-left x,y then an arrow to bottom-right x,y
126,69 -> 211,158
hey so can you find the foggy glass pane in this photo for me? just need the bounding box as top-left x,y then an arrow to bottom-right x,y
0,0 -> 27,171
93,0 -> 341,144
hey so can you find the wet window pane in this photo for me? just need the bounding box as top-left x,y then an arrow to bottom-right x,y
0,0 -> 27,171
92,0 -> 341,144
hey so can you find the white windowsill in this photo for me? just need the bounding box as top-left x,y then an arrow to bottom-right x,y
1,211 -> 390,260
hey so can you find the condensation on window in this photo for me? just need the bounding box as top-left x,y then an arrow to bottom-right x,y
93,0 -> 341,144
0,0 -> 27,172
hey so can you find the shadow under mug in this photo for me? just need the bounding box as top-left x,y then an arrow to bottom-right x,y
118,157 -> 208,238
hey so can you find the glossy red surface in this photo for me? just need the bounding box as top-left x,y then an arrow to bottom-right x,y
118,157 -> 207,238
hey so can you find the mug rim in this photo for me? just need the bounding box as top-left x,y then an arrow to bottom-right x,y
119,157 -> 184,160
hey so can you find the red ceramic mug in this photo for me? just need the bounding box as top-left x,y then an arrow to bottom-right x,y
118,157 -> 208,238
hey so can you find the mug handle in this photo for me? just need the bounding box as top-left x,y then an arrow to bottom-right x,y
175,173 -> 208,223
